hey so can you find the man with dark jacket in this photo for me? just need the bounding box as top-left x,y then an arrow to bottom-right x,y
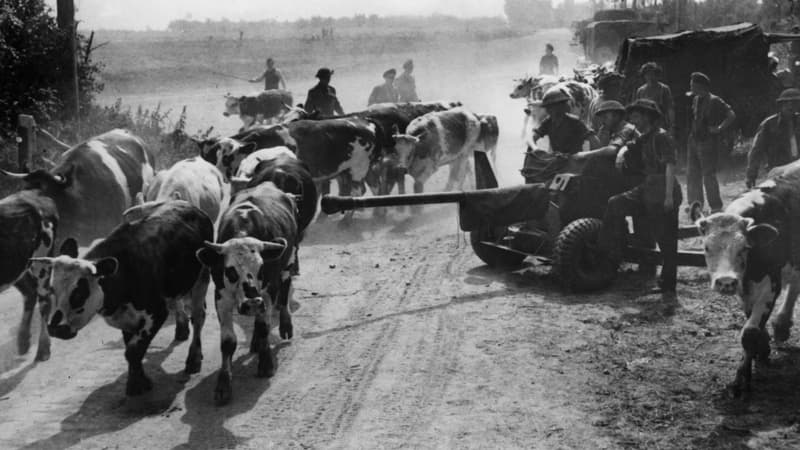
368,69 -> 399,106
599,99 -> 682,294
304,67 -> 345,116
746,88 -> 800,187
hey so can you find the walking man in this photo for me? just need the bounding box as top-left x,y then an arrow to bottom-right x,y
746,88 -> 800,188
686,72 -> 736,213
539,44 -> 559,76
304,67 -> 345,116
396,59 -> 420,102
599,99 -> 682,294
634,62 -> 674,131
368,69 -> 399,106
250,57 -> 286,91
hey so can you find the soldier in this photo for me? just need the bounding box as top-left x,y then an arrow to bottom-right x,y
530,89 -> 599,155
746,88 -> 800,188
634,62 -> 674,131
368,69 -> 399,106
575,100 -> 638,161
539,43 -> 559,76
396,59 -> 420,102
249,57 -> 286,91
589,72 -> 625,131
599,99 -> 682,294
304,67 -> 345,116
686,72 -> 736,213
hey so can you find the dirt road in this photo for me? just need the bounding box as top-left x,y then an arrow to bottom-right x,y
2,28 -> 800,450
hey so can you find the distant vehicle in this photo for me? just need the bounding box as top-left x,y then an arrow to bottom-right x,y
617,22 -> 800,148
574,9 -> 664,65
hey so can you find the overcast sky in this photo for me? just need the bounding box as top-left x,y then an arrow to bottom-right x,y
44,0 -> 508,30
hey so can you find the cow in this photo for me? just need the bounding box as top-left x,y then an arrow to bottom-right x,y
196,182 -> 298,405
124,156 -> 225,224
194,124 -> 297,181
694,172 -> 800,397
231,147 -> 297,185
223,89 -> 294,129
0,191 -> 57,361
28,201 -> 214,396
0,129 -> 155,248
391,107 -> 489,194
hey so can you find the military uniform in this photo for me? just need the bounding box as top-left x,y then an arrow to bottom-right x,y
304,84 -> 344,116
746,89 -> 800,186
534,114 -> 594,155
395,72 -> 419,102
687,91 -> 734,212
368,83 -> 398,106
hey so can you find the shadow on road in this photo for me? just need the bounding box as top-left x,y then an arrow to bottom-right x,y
174,341 -> 290,450
21,340 -> 187,450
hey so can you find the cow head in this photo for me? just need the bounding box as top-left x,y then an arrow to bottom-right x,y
223,95 -> 241,117
280,104 -> 310,123
196,238 -> 287,316
695,211 -> 779,296
27,238 -> 118,339
0,168 -> 71,195
510,77 -> 533,99
390,121 -> 422,170
199,137 -> 258,181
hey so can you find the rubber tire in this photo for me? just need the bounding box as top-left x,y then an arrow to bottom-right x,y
470,226 -> 526,268
553,218 -> 618,292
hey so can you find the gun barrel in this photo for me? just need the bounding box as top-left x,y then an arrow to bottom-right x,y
321,192 -> 469,214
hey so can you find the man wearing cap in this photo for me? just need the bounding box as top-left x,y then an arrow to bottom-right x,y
304,67 -> 345,116
589,72 -> 625,131
634,62 -> 674,131
599,99 -> 682,294
687,72 -> 736,213
368,69 -> 399,106
250,57 -> 286,91
746,88 -> 800,187
529,88 -> 599,154
396,59 -> 420,102
575,100 -> 638,161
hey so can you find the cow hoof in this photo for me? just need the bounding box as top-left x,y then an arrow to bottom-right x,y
772,318 -> 793,343
279,323 -> 293,340
185,355 -> 202,375
257,350 -> 276,378
741,328 -> 761,355
214,373 -> 233,406
17,332 -> 31,355
174,323 -> 190,342
34,346 -> 51,362
757,331 -> 771,362
126,374 -> 154,396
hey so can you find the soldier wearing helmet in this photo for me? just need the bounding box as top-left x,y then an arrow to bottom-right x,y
529,88 -> 599,154
574,100 -> 638,161
746,88 -> 800,187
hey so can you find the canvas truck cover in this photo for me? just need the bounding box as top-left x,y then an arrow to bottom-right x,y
617,23 -> 779,140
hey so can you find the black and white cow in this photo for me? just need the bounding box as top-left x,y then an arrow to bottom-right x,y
197,182 -> 298,405
0,129 -> 155,247
390,107 -> 490,194
695,174 -> 800,396
223,89 -> 294,129
29,201 -> 213,395
195,125 -> 298,181
0,191 -> 57,361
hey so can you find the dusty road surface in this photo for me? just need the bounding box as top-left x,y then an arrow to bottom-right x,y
2,28 -> 800,450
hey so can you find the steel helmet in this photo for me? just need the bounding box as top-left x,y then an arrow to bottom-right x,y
540,88 -> 570,107
777,88 -> 800,103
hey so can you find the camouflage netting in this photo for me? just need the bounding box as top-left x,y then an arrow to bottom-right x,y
617,23 -> 779,144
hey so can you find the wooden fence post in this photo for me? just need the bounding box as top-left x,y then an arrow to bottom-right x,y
17,114 -> 36,172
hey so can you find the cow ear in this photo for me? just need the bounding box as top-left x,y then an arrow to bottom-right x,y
60,238 -> 79,258
260,238 -> 288,262
93,257 -> 118,277
27,258 -> 53,279
196,243 -> 224,268
689,202 -> 705,222
696,218 -> 710,236
240,142 -> 258,155
747,224 -> 779,248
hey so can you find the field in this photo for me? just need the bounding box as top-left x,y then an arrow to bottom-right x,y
1,27 -> 800,449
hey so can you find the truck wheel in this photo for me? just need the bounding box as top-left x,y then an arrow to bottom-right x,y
553,218 -> 618,291
470,226 -> 526,268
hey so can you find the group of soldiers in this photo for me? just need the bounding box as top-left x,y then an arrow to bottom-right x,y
530,60 -> 800,295
250,57 -> 421,116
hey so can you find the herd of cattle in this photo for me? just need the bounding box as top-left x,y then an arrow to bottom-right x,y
0,71 -> 799,409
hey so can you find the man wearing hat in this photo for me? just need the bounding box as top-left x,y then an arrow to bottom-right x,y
304,67 -> 345,117
746,88 -> 800,187
576,100 -> 638,161
368,69 -> 399,106
529,88 -> 599,155
599,99 -> 682,294
396,59 -> 420,102
687,71 -> 736,213
634,62 -> 674,131
589,72 -> 625,131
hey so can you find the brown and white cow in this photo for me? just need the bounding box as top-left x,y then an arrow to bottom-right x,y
197,182 -> 298,405
695,177 -> 799,396
0,129 -> 154,248
390,107 -> 490,194
0,191 -> 57,361
223,89 -> 294,129
29,201 -> 213,396
195,124 -> 297,181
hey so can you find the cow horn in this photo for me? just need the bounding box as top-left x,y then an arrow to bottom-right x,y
203,241 -> 226,253
28,257 -> 54,263
261,238 -> 287,251
0,169 -> 29,179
